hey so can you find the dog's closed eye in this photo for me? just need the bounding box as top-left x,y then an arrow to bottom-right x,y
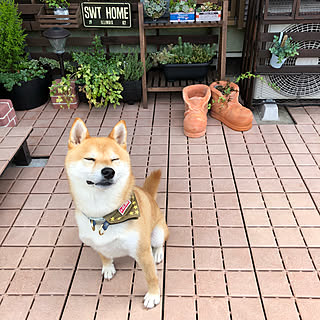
84,158 -> 95,162
111,158 -> 120,162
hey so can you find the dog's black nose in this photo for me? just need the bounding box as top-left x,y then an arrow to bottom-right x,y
101,167 -> 115,180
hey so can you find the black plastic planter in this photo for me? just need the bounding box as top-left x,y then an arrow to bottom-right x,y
162,61 -> 211,82
121,80 -> 142,105
75,83 -> 89,104
9,75 -> 50,111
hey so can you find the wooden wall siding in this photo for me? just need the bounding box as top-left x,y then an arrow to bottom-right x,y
17,0 -> 246,57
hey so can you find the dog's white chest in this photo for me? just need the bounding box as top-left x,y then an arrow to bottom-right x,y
76,212 -> 140,259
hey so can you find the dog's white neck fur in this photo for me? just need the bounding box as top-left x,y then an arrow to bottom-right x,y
69,168 -> 132,218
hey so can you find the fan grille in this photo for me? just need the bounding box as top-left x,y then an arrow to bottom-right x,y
267,23 -> 320,97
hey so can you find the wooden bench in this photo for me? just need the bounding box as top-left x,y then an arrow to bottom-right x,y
0,127 -> 33,175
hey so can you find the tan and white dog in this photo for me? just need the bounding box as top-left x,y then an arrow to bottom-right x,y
65,118 -> 169,309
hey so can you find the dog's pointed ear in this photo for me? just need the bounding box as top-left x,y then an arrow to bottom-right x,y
109,120 -> 127,149
68,118 -> 90,149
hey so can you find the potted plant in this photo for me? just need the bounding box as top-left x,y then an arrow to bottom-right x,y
152,36 -> 216,81
49,74 -> 78,109
0,59 -> 50,110
195,1 -> 222,22
72,35 -> 123,108
40,0 -> 70,21
209,72 -> 278,131
114,49 -> 152,104
0,0 -> 26,99
0,0 -> 50,110
269,34 -> 299,68
142,0 -> 169,22
169,0 -> 196,22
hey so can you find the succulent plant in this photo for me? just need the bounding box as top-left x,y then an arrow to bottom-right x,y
144,0 -> 167,19
198,2 -> 222,12
169,0 -> 196,13
152,36 -> 216,65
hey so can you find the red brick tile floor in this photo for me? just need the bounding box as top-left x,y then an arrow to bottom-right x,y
1,96 -> 320,319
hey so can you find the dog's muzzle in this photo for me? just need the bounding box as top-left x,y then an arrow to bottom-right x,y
86,167 -> 115,187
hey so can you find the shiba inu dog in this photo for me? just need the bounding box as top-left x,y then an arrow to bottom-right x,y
65,118 -> 169,309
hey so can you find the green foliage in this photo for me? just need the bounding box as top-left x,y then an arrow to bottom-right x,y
40,0 -> 70,9
72,35 -> 123,108
212,72 -> 279,106
269,35 -> 299,63
169,0 -> 196,13
39,57 -> 75,73
196,1 -> 222,12
0,0 -> 27,73
144,0 -> 167,19
113,49 -> 152,81
50,74 -> 75,109
152,37 -> 216,65
0,59 -> 47,91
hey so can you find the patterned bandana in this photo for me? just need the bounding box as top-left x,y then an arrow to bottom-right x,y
83,193 -> 140,235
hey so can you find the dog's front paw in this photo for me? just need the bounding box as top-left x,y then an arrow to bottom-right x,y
102,263 -> 116,280
144,292 -> 160,309
152,247 -> 164,264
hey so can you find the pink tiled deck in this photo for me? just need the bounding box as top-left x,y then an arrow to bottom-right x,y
1,96 -> 320,319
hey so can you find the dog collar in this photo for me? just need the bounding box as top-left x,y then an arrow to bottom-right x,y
82,193 -> 140,235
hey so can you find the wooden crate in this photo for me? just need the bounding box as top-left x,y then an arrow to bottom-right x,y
37,4 -> 81,29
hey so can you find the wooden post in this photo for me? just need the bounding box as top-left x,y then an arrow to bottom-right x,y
138,2 -> 148,109
218,0 -> 228,80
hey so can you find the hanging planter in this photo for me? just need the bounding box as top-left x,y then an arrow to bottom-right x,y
37,4 -> 81,28
269,34 -> 299,69
270,53 -> 287,69
53,7 -> 69,23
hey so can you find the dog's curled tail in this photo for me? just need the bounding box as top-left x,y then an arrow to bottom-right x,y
143,170 -> 161,199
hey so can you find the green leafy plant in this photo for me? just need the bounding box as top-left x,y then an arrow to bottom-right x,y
196,1 -> 222,12
169,0 -> 196,13
211,72 -> 279,107
39,57 -> 75,73
113,49 -> 152,81
269,35 -> 299,64
0,59 -> 47,91
40,0 -> 70,9
72,35 -> 123,108
144,0 -> 167,19
152,36 -> 216,65
49,74 -> 75,109
0,0 -> 27,73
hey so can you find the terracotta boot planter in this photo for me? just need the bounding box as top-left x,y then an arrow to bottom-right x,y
183,84 -> 211,138
209,81 -> 253,132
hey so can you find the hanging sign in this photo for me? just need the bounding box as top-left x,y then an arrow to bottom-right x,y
81,2 -> 131,28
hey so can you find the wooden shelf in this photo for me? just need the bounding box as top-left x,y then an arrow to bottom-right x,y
139,0 -> 228,108
146,68 -> 217,92
144,21 -> 223,29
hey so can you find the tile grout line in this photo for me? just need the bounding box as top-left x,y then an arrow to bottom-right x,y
204,130 -> 232,319
186,134 -> 199,320
126,101 -> 139,320
222,126 -> 268,320
161,93 -> 171,320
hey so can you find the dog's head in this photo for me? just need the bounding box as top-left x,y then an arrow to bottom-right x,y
65,118 -> 132,190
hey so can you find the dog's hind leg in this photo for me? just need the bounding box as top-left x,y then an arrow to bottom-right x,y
151,216 -> 169,264
98,252 -> 116,280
